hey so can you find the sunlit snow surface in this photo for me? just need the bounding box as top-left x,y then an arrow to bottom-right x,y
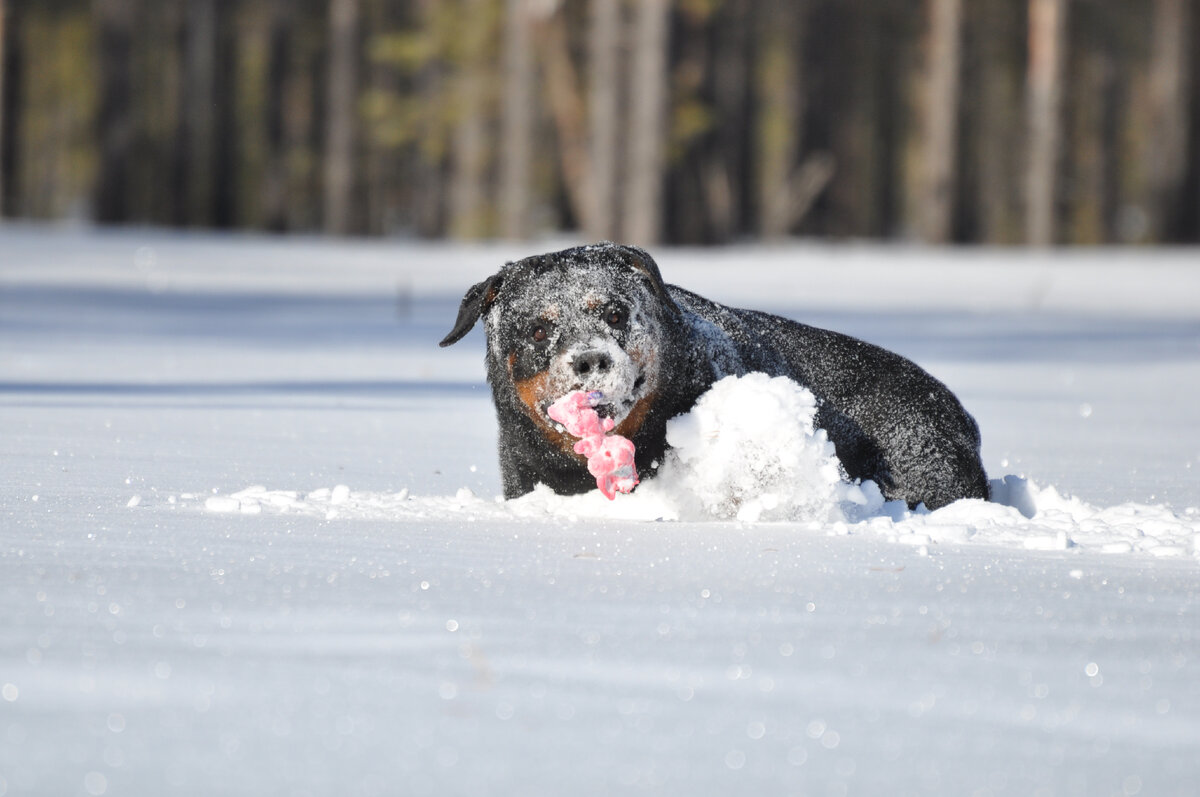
2,225 -> 1199,796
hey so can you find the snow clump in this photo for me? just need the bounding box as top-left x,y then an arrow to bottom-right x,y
651,373 -> 882,522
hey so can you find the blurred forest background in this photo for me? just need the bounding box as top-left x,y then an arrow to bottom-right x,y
0,0 -> 1197,246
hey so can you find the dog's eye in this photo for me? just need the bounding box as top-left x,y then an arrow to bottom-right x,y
605,307 -> 626,328
531,325 -> 548,343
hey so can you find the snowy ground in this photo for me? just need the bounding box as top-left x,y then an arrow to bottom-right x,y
1,224 -> 1198,796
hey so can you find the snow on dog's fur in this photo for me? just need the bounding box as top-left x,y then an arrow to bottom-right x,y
441,242 -> 988,509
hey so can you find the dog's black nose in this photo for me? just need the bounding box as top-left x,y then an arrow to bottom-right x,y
573,350 -> 612,377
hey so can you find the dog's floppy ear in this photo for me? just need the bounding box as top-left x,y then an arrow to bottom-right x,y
439,273 -> 502,347
618,245 -> 680,316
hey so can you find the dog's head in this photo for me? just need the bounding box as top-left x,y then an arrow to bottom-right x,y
440,243 -> 680,448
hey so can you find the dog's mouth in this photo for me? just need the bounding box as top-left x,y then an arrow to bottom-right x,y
593,375 -> 647,420
540,396 -> 627,425
540,374 -> 647,430
588,400 -> 630,425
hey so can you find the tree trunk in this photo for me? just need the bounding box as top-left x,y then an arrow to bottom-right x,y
587,0 -> 620,241
363,1 -> 410,235
448,0 -> 490,239
1065,35 -> 1118,245
212,0 -> 238,228
827,0 -> 884,238
448,70 -> 487,239
756,0 -> 802,240
263,0 -> 291,232
971,0 -> 1022,243
174,0 -> 217,226
500,0 -> 534,240
621,0 -> 670,246
93,0 -> 135,224
921,0 -> 962,243
540,8 -> 592,234
1025,0 -> 1067,246
0,0 -> 18,216
1185,8 -> 1200,242
325,0 -> 359,235
707,0 -> 752,241
0,0 -> 7,214
1146,0 -> 1192,241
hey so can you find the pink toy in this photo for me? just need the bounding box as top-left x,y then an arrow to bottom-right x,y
547,391 -> 639,500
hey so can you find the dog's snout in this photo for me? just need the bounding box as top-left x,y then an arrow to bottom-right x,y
573,350 -> 613,377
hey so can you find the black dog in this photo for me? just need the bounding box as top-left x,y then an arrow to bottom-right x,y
440,243 -> 988,509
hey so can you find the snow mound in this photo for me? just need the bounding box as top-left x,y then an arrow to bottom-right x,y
190,375 -> 1200,559
655,373 -> 879,522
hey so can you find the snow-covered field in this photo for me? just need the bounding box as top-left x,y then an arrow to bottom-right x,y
1,224 -> 1198,796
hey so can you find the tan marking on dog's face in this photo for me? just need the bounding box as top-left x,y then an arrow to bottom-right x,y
510,352 -> 584,459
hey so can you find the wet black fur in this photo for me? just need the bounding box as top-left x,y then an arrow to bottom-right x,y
441,243 -> 989,510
